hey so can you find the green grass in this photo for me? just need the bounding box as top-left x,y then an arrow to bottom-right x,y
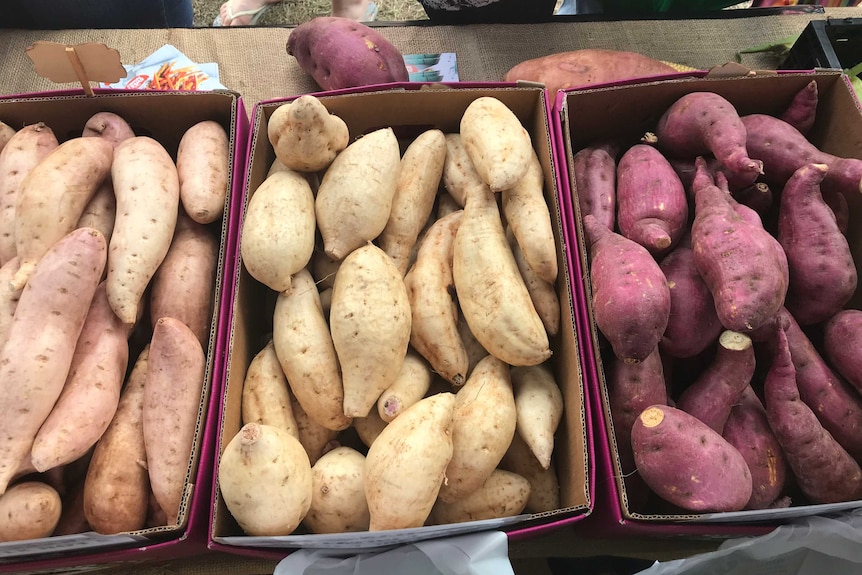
195,0 -> 429,27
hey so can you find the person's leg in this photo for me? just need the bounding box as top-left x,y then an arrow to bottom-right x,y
214,0 -> 282,26
331,0 -> 377,20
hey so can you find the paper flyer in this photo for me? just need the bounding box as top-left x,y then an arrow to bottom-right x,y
404,53 -> 459,82
99,44 -> 226,91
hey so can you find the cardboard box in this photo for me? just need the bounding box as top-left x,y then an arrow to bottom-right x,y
0,88 -> 248,573
555,70 -> 862,538
209,83 -> 592,558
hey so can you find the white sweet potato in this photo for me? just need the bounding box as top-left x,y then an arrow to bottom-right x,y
364,393 -> 456,530
108,136 -> 180,325
304,446 -> 369,534
242,340 -> 299,438
429,469 -> 530,525
176,120 -> 230,224
0,481 -> 61,542
376,349 -> 433,423
267,95 -> 349,173
511,363 -> 563,470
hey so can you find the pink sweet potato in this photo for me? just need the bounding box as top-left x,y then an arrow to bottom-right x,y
286,17 -> 408,91
778,80 -> 818,136
690,158 -> 788,333
723,385 -> 787,510
572,140 -> 618,231
616,144 -> 688,256
503,49 -> 677,95
655,92 -> 763,187
763,324 -> 862,504
583,213 -> 671,364
0,228 -> 106,495
777,163 -> 857,326
823,309 -> 862,396
675,330 -> 756,434
631,404 -> 753,512
659,236 -> 723,359
742,113 -> 862,198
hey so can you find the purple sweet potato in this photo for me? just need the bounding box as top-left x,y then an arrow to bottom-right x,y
675,330 -> 756,434
823,309 -> 862,395
631,404 -> 753,512
763,324 -> 862,504
777,163 -> 857,326
616,144 -> 688,257
779,80 -> 818,136
764,307 -> 862,462
723,385 -> 787,510
742,113 -> 862,198
655,92 -> 763,187
286,17 -> 408,91
690,158 -> 789,333
584,213 -> 671,364
659,236 -> 723,359
823,187 -> 850,235
572,140 -> 618,231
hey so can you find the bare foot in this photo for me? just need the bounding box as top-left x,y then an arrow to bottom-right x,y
331,0 -> 373,20
216,0 -> 281,26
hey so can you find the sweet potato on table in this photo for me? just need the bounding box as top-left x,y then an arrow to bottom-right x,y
584,214 -> 671,364
572,140 -> 618,231
823,309 -> 862,395
616,144 -> 688,257
631,404 -> 753,512
286,17 -> 408,91
777,163 -> 857,326
723,385 -> 787,510
676,330 -> 756,434
503,49 -> 677,95
655,92 -> 763,187
659,237 -> 723,359
742,113 -> 862,198
690,158 -> 788,333
779,80 -> 818,136
764,324 -> 862,504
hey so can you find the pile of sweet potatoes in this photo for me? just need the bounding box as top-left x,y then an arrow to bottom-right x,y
0,112 -> 227,542
218,93 -> 566,535
575,80 -> 862,514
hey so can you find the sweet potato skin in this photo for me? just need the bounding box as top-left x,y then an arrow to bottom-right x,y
584,214 -> 670,364
823,309 -> 862,396
572,140 -> 618,231
616,144 -> 688,257
631,405 -> 753,512
723,385 -> 787,510
503,49 -> 677,95
764,325 -> 862,504
777,163 -> 857,326
286,17 -> 408,91
779,80 -> 818,136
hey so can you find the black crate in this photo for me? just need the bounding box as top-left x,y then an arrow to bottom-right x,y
781,17 -> 862,71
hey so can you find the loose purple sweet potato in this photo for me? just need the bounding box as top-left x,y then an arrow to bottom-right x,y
616,144 -> 688,257
659,236 -> 723,359
675,330 -> 755,434
823,309 -> 862,395
742,113 -> 862,198
764,324 -> 862,504
777,163 -> 857,326
655,92 -> 763,187
631,404 -> 753,512
584,214 -> 671,364
690,159 -> 789,333
572,140 -> 618,231
723,385 -> 787,510
286,17 -> 408,91
779,80 -> 818,136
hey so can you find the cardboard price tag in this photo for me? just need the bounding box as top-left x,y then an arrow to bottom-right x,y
25,41 -> 126,96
